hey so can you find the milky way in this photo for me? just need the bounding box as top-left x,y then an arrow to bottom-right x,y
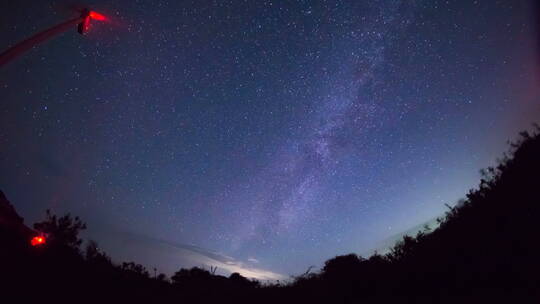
1,1 -> 539,278
224,2 -> 420,250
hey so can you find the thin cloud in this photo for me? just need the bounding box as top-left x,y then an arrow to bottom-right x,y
103,231 -> 285,281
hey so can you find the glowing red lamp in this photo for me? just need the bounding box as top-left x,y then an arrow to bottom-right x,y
31,236 -> 46,246
78,10 -> 108,35
89,11 -> 107,21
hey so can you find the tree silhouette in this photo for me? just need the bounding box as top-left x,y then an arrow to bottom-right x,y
33,209 -> 86,250
121,261 -> 150,278
171,266 -> 212,284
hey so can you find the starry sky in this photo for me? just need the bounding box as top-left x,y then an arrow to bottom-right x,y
1,1 -> 539,280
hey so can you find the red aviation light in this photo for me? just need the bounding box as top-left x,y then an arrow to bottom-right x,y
89,11 -> 107,21
78,10 -> 107,35
31,236 -> 46,246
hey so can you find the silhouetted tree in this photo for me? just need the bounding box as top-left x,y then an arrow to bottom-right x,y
322,253 -> 364,278
121,261 -> 150,278
171,266 -> 212,284
156,273 -> 168,282
84,239 -> 112,267
229,272 -> 259,288
33,209 -> 86,250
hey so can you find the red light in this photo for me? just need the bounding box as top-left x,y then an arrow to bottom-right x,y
31,236 -> 46,246
83,16 -> 91,32
89,11 -> 106,21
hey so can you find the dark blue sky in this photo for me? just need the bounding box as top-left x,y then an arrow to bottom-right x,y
1,0 -> 539,279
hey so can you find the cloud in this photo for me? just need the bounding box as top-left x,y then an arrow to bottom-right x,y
91,229 -> 286,281
156,238 -> 285,281
247,257 -> 259,263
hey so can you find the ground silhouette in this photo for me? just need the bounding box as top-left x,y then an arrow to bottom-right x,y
1,126 -> 539,303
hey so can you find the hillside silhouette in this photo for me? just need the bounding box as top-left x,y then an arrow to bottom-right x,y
1,126 -> 539,303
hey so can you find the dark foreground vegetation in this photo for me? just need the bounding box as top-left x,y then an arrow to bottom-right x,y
1,126 -> 540,303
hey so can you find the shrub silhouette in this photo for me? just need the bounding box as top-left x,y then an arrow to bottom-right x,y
121,261 -> 150,278
171,266 -> 212,284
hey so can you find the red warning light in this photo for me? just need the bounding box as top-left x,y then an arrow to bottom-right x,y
31,236 -> 46,246
89,11 -> 107,21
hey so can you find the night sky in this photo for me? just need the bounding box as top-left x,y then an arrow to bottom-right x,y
1,1 -> 539,280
